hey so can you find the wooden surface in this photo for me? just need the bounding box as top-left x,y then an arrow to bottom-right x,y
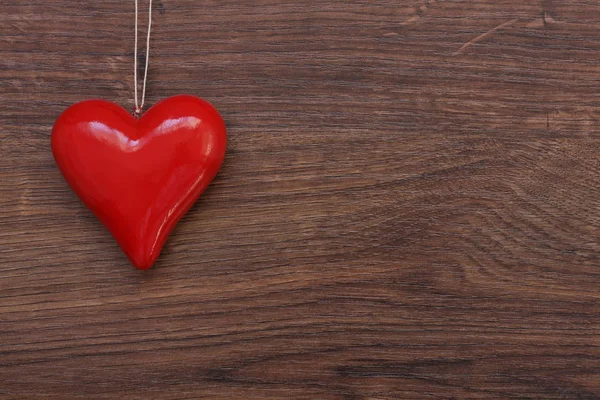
1,1 -> 599,398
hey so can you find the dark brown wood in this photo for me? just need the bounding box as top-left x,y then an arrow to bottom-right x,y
1,1 -> 599,398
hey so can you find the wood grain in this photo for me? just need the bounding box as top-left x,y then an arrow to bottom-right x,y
1,0 -> 599,398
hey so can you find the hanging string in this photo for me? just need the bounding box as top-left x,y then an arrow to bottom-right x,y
134,0 -> 153,116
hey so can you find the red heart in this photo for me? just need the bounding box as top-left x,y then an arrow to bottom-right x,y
51,95 -> 227,270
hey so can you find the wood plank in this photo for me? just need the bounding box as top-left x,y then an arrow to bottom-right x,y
0,0 -> 599,398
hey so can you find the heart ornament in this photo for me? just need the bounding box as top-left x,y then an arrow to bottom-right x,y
51,95 -> 227,269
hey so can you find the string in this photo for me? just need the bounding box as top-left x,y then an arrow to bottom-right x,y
134,0 -> 153,116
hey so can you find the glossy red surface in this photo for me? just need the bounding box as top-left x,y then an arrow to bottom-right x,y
51,95 -> 227,269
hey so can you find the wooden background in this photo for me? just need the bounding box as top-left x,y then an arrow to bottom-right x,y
1,1 -> 599,398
